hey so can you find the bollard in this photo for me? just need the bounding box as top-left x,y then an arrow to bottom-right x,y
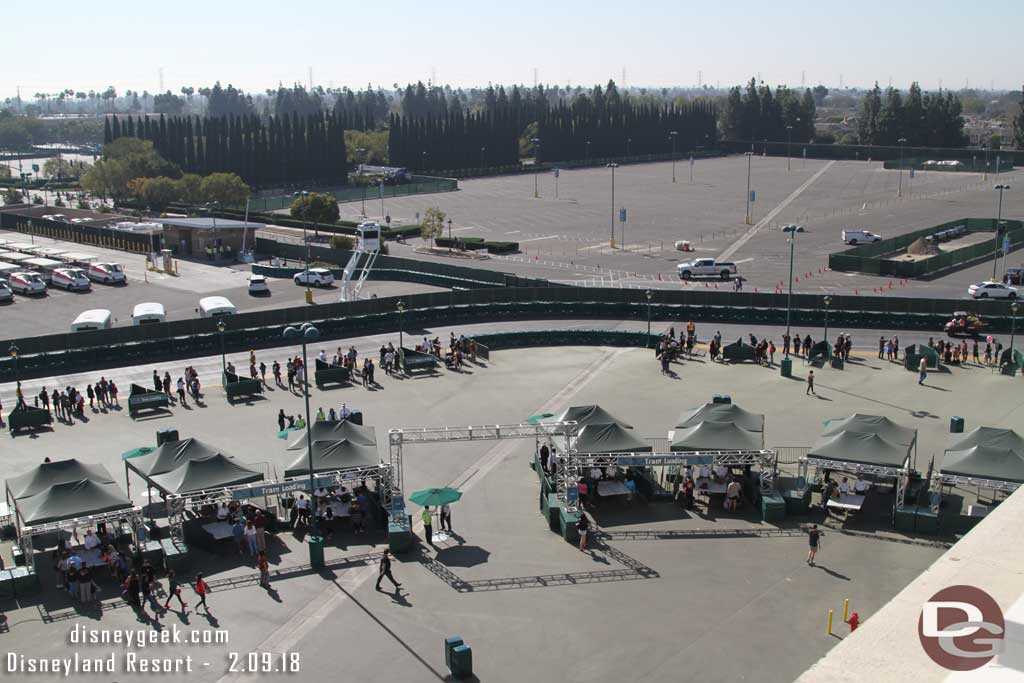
827,609 -> 834,635
843,598 -> 850,622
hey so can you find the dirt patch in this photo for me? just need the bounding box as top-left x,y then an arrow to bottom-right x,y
907,237 -> 940,256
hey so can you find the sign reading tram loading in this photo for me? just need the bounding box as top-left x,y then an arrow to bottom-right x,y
918,585 -> 1006,671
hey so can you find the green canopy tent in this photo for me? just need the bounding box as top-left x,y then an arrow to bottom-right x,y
6,459 -> 115,501
946,427 -> 1024,455
821,414 -> 917,448
125,438 -> 223,478
287,420 -> 377,449
148,454 -> 264,496
544,405 -> 633,430
807,431 -> 911,469
575,423 -> 652,454
675,403 -> 764,433
941,446 -> 1024,486
671,421 -> 764,451
283,439 -> 381,478
17,479 -> 133,526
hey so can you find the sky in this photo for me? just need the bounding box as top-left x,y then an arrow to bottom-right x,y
4,0 -> 1022,99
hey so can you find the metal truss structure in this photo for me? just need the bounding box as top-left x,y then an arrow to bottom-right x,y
19,506 -> 144,569
799,456 -> 912,510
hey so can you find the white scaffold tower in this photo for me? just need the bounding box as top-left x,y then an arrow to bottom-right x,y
339,222 -> 382,302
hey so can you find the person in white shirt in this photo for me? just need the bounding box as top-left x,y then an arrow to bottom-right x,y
318,349 -> 327,362
83,530 -> 101,550
854,479 -> 869,494
698,464 -> 712,480
713,464 -> 728,481
725,480 -> 742,511
590,467 -> 603,481
839,477 -> 851,495
216,503 -> 229,521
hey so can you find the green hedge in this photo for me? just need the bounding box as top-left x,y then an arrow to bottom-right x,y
435,236 -> 519,254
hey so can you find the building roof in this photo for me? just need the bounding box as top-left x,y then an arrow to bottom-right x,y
157,217 -> 261,230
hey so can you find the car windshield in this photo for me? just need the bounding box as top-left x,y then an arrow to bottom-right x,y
29,275 -> 42,283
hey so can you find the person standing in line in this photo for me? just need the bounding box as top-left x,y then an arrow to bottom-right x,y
806,524 -> 822,566
244,520 -> 257,556
440,503 -> 453,532
273,360 -> 282,386
253,511 -> 267,552
86,384 -> 95,409
163,569 -> 188,611
257,550 -> 270,588
109,381 -> 118,406
232,517 -> 245,555
878,336 -> 885,358
973,340 -> 980,363
177,377 -> 188,406
806,370 -> 816,396
577,513 -> 590,551
422,506 -> 433,546
193,573 -> 210,613
376,550 -> 401,591
918,357 -> 928,385
259,361 -> 267,385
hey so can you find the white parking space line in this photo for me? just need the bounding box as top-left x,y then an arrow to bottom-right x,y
519,235 -> 559,242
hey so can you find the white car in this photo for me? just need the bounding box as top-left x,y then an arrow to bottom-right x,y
0,280 -> 12,302
968,281 -> 1018,300
294,268 -> 335,287
8,271 -> 47,295
51,267 -> 92,291
248,274 -> 270,295
842,229 -> 882,245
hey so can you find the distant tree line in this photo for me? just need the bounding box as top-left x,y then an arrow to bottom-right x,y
103,112 -> 349,186
1015,86 -> 1024,149
857,83 -> 967,148
720,79 -> 817,143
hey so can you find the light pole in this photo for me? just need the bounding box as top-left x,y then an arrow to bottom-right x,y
1011,302 -> 1020,357
786,125 -> 793,172
447,218 -> 453,255
744,152 -> 753,225
670,131 -> 678,183
480,146 -> 486,169
607,162 -> 619,248
626,137 -> 632,157
532,138 -> 541,198
645,289 -> 653,346
9,342 -> 19,384
781,225 -> 801,376
585,140 -> 590,167
993,184 -> 1010,279
283,323 -> 322,565
897,138 -> 907,197
293,191 -> 312,304
357,148 -> 367,216
397,299 -> 405,354
823,295 -> 832,346
217,320 -> 226,372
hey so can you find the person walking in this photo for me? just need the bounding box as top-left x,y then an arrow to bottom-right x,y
277,409 -> 287,433
177,377 -> 188,406
257,550 -> 270,588
768,341 -> 776,367
806,370 -> 816,396
577,513 -> 590,551
244,520 -> 257,556
806,524 -> 822,566
422,506 -> 433,546
259,361 -> 267,385
440,503 -> 453,532
375,550 -> 401,591
193,573 -> 210,613
918,357 -> 928,385
273,360 -> 282,386
253,511 -> 267,552
163,569 -> 188,611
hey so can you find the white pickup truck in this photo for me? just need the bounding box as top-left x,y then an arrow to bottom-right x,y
677,258 -> 738,280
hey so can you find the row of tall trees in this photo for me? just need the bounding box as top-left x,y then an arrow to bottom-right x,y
1014,86 -> 1024,149
389,108 -> 520,169
720,79 -> 817,143
103,112 -> 348,186
857,83 -> 967,148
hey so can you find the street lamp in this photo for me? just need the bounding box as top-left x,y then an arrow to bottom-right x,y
781,225 -> 802,375
607,163 -> 619,248
292,191 -> 312,304
532,138 -> 541,198
9,342 -> 19,383
744,152 -> 754,225
396,299 -> 406,356
447,218 -> 453,255
356,148 -> 367,216
217,320 -> 226,372
626,137 -> 632,157
786,125 -> 793,172
1011,302 -> 1020,356
993,184 -> 1011,279
823,296 -> 832,346
585,140 -> 590,166
480,146 -> 486,169
897,138 -> 907,197
669,131 -> 678,183
283,323 -> 321,564
645,289 -> 653,346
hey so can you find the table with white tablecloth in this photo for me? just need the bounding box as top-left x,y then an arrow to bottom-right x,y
597,480 -> 631,497
202,521 -> 236,540
695,479 -> 727,495
69,547 -> 106,568
323,501 -> 351,518
827,494 -> 866,512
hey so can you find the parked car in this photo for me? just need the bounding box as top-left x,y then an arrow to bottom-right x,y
841,229 -> 883,245
1003,268 -> 1024,285
8,271 -> 47,295
51,267 -> 91,291
294,268 -> 335,287
86,262 -> 126,284
0,280 -> 12,303
248,274 -> 270,295
676,258 -> 737,280
968,281 -> 1018,299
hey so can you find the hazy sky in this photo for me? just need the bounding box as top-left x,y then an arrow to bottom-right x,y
5,0 -> 1022,98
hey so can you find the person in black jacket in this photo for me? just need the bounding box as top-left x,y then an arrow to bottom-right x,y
376,550 -> 401,591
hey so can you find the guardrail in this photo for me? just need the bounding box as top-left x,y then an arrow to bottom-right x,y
0,288 -> 1018,382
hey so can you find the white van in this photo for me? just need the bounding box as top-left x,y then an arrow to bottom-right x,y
132,302 -> 167,325
841,229 -> 883,245
71,309 -> 113,332
87,262 -> 126,284
8,271 -> 47,295
198,296 -> 237,318
22,258 -> 64,283
51,267 -> 92,291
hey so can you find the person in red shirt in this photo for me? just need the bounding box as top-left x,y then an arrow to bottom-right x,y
194,573 -> 210,613
258,551 -> 270,588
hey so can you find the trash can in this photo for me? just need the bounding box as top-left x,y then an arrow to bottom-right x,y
308,535 -> 325,569
950,416 -> 965,433
830,356 -> 844,370
450,645 -> 473,679
445,637 -> 464,669
780,358 -> 793,377
712,394 -> 732,404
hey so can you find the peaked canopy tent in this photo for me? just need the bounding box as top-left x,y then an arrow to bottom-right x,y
5,459 -> 140,569
125,438 -> 224,480
545,405 -> 633,430
149,454 -> 264,496
574,423 -> 652,454
671,421 -> 764,452
821,414 -> 917,450
675,403 -> 765,434
938,427 -> 1024,492
283,439 -> 382,478
287,420 -> 377,449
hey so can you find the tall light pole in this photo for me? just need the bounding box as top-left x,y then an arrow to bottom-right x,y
607,162 -> 619,248
823,295 -> 832,346
532,138 -> 541,198
283,323 -> 322,566
993,184 -> 1010,280
626,137 -> 632,157
397,299 -> 405,356
670,131 -> 678,183
744,152 -> 753,225
786,125 -> 793,172
585,140 -> 590,166
897,137 -> 907,197
9,342 -> 19,384
781,225 -> 801,376
293,191 -> 312,304
356,148 -> 367,216
447,218 -> 453,255
645,289 -> 653,346
480,146 -> 486,169
1010,302 -> 1020,357
217,320 -> 227,372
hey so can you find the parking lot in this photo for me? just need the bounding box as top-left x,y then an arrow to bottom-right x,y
329,156 -> 1023,298
0,229 -> 444,337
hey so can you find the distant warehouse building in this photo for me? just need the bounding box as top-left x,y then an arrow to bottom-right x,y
158,217 -> 261,261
